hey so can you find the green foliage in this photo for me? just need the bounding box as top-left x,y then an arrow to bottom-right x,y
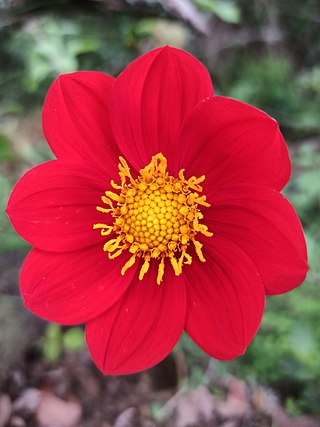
149,401 -> 164,422
285,144 -> 320,271
43,325 -> 85,362
221,55 -> 320,136
1,11 -> 143,110
62,327 -> 85,351
120,18 -> 156,47
301,69 -> 320,103
225,56 -> 297,112
195,0 -> 241,23
0,172 -> 29,252
14,17 -> 80,91
43,323 -> 63,362
228,284 -> 320,414
0,134 -> 15,162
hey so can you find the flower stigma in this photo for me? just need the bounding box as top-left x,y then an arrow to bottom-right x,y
93,153 -> 213,285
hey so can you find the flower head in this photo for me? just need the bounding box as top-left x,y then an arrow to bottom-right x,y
94,152 -> 212,285
6,46 -> 308,375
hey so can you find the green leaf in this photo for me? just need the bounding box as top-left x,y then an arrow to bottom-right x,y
195,0 -> 241,24
43,323 -> 62,362
63,327 -> 85,351
0,134 -> 14,162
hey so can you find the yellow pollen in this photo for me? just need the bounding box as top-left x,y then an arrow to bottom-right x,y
93,153 -> 213,284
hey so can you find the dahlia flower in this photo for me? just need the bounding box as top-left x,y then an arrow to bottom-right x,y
6,47 -> 308,375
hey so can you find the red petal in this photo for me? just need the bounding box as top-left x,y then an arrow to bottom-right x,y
110,46 -> 214,172
178,96 -> 291,190
6,160 -> 116,252
185,235 -> 265,360
42,71 -> 119,169
85,263 -> 187,374
205,184 -> 308,294
20,246 -> 138,325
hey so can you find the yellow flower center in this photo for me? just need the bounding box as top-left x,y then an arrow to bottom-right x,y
93,153 -> 213,284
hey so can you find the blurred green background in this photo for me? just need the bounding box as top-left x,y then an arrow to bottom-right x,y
0,0 -> 319,422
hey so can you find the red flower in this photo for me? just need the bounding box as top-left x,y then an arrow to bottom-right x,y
6,47 -> 308,375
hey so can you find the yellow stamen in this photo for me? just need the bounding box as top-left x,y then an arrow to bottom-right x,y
104,191 -> 124,203
121,254 -> 137,275
94,153 -> 213,284
157,257 -> 165,285
197,224 -> 214,237
170,255 -> 181,275
119,156 -> 135,185
93,223 -> 113,234
193,239 -> 206,262
108,246 -> 126,259
103,236 -> 122,252
139,256 -> 150,281
179,251 -> 192,267
111,180 -> 122,190
96,206 -> 113,213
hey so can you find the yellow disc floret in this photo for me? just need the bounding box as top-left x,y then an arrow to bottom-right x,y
93,153 -> 213,284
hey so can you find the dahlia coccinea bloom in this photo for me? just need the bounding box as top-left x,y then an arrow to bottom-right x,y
6,46 -> 308,375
